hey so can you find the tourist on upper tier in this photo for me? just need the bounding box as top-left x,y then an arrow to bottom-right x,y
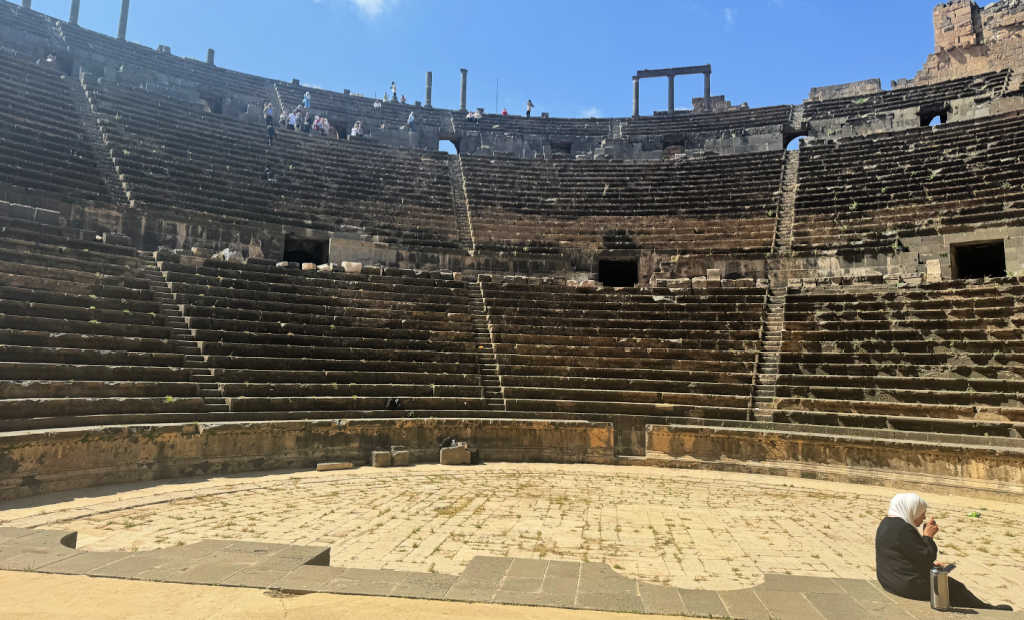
502,108 -> 508,116
302,111 -> 313,134
302,91 -> 311,109
278,110 -> 287,126
373,99 -> 383,110
407,111 -> 415,131
350,120 -> 363,137
312,114 -> 322,133
265,123 -> 275,146
400,94 -> 407,104
875,493 -> 1012,610
390,81 -> 397,101
319,115 -> 330,136
287,111 -> 297,130
263,102 -> 273,126
525,99 -> 534,118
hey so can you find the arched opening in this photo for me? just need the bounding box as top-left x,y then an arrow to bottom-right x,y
784,132 -> 807,151
438,139 -> 458,154
282,235 -> 327,264
919,107 -> 947,127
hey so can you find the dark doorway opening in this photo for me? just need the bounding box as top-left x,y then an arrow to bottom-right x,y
551,141 -> 572,156
283,235 -> 328,264
920,107 -> 947,127
598,259 -> 639,287
951,240 -> 1006,280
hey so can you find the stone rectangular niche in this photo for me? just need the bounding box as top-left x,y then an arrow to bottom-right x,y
598,259 -> 639,287
283,235 -> 328,265
951,239 -> 1006,280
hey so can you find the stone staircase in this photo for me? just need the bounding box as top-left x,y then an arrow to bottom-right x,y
142,256 -> 229,415
751,284 -> 787,421
789,103 -> 805,131
469,281 -> 505,412
272,82 -> 287,118
67,64 -> 130,209
772,149 -> 799,258
448,156 -> 476,254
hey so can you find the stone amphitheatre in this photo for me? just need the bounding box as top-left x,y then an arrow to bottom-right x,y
1,0 -> 1024,617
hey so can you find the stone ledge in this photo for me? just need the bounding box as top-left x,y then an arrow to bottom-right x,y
0,528 -> 1014,619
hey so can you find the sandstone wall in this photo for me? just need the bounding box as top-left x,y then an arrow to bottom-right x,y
915,0 -> 1024,85
0,418 -> 615,500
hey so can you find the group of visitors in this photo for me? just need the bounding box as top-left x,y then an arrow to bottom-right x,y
262,92 -> 334,146
464,100 -> 534,122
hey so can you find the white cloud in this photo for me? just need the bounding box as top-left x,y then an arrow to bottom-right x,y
581,106 -> 601,118
724,7 -> 736,26
350,0 -> 396,18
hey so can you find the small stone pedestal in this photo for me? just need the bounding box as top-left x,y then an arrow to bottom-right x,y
371,451 -> 392,467
440,444 -> 472,465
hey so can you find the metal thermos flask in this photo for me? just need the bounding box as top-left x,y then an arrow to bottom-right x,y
930,567 -> 950,610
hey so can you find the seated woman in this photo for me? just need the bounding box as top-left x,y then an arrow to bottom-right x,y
875,493 -> 1011,610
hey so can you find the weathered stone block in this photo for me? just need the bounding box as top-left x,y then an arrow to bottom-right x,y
316,462 -> 354,472
316,263 -> 333,272
706,268 -> 721,281
440,445 -> 472,465
371,451 -> 392,467
341,261 -> 363,273
391,450 -> 411,466
301,262 -> 316,271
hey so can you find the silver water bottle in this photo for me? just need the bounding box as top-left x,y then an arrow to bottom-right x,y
930,567 -> 950,610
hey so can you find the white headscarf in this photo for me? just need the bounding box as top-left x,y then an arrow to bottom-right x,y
888,493 -> 928,526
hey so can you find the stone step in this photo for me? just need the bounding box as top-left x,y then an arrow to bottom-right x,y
205,403 -> 230,412
200,389 -> 221,398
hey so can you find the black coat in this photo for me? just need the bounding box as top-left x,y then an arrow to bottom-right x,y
875,516 -> 937,600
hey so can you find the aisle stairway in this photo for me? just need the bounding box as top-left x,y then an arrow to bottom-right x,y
470,282 -> 505,411
142,256 -> 228,414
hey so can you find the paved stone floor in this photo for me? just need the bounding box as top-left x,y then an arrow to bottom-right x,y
1,463 -> 1022,611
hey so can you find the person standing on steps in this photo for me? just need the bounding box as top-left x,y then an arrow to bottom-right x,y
407,110 -> 415,131
263,102 -> 273,126
525,99 -> 534,118
302,91 -> 311,109
390,81 -> 397,101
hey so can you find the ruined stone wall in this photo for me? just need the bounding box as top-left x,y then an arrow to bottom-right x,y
0,418 -> 615,500
645,425 -> 1024,489
915,0 -> 1024,85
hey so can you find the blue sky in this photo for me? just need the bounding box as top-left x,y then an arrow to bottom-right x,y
26,0 -> 997,118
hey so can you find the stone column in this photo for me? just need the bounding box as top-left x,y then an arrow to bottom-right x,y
425,71 -> 432,108
69,0 -> 80,25
704,71 -> 711,99
207,49 -> 215,65
632,76 -> 639,118
117,0 -> 130,41
667,75 -> 674,112
459,68 -> 468,112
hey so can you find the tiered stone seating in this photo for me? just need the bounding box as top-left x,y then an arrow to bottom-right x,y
0,1 -> 54,44
803,71 -> 1010,121
775,279 -> 1024,437
485,281 -> 761,418
0,213 -> 205,431
622,106 -> 791,137
88,79 -> 461,249
59,21 -> 271,99
0,52 -> 106,205
452,114 -> 613,136
276,83 -> 448,131
793,109 -> 1024,254
163,259 -> 489,415
461,152 -> 783,254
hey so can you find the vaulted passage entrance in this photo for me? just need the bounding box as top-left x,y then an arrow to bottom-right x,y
283,235 -> 327,265
598,259 -> 639,287
951,240 -> 1006,280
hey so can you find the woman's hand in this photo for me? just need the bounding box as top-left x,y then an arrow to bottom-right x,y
923,519 -> 939,538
